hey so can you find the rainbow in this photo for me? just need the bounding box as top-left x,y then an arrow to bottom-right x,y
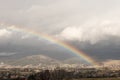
3,24 -> 98,65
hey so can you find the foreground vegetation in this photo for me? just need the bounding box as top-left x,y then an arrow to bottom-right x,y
0,67 -> 120,80
69,78 -> 120,80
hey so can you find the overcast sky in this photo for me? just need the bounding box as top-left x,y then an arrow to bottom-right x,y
0,0 -> 120,63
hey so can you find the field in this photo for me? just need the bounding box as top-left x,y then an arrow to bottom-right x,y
69,78 -> 120,80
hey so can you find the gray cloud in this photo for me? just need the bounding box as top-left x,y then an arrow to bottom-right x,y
0,52 -> 16,56
57,22 -> 120,44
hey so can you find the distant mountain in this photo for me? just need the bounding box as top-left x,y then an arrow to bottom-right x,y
1,56 -> 91,66
98,60 -> 120,70
8,55 -> 61,66
102,60 -> 120,66
63,57 -> 87,64
1,54 -> 120,69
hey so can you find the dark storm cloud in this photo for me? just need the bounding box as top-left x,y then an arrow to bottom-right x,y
69,36 -> 120,62
0,28 -> 74,61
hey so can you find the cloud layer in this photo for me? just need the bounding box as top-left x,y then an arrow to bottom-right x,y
0,52 -> 16,56
57,21 -> 120,44
0,0 -> 120,62
0,0 -> 120,44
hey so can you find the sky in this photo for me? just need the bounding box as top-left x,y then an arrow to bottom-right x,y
0,0 -> 120,64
